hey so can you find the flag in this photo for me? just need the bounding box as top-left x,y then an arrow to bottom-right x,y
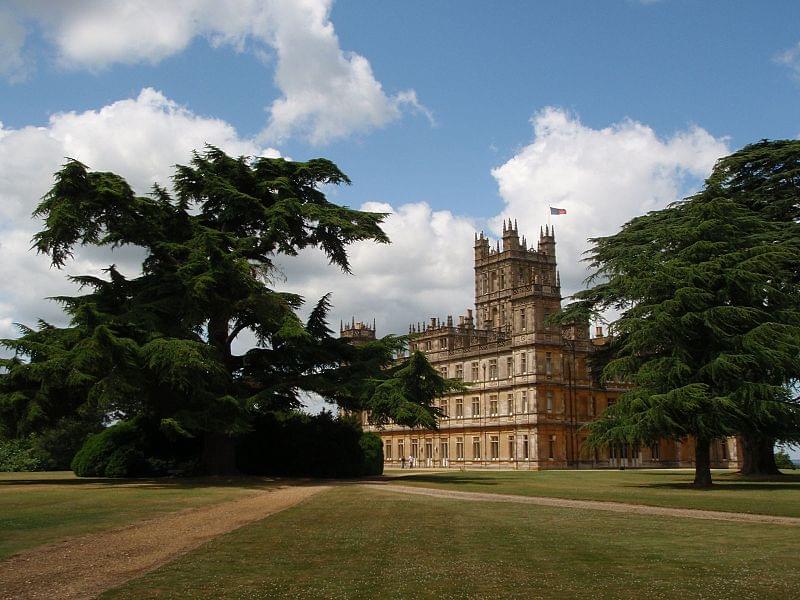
550,207 -> 567,215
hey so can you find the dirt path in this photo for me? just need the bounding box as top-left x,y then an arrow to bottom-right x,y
0,483 -> 328,600
366,483 -> 800,525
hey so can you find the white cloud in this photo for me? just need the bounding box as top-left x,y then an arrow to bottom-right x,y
275,202 -> 476,337
775,42 -> 800,81
0,88 -> 278,339
490,107 -> 729,298
0,88 -> 453,351
7,0 -> 428,144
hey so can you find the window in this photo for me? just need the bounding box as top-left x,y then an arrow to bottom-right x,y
455,397 -> 464,418
385,440 -> 392,460
549,435 -> 556,459
589,396 -> 595,417
440,439 -> 449,459
545,352 -> 553,376
546,391 -> 554,413
398,440 -> 405,459
439,398 -> 449,418
607,397 -> 616,409
508,435 -> 515,459
500,271 -> 506,289
456,437 -> 464,459
472,436 -> 481,459
520,391 -> 528,413
491,435 -> 499,459
520,308 -> 527,331
651,442 -> 660,460
439,366 -> 448,378
506,357 -> 513,378
471,362 -> 479,381
523,434 -> 530,460
482,273 -> 488,294
411,439 -> 419,458
544,310 -> 550,329
507,393 -> 514,415
489,359 -> 498,380
520,352 -> 527,373
425,440 -> 433,460
440,337 -> 448,349
425,340 -> 432,351
455,363 -> 463,380
471,397 -> 481,417
489,395 -> 498,415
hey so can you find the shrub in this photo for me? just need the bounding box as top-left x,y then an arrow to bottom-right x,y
775,449 -> 797,470
0,437 -> 42,472
71,420 -> 146,477
237,411 -> 382,478
359,432 -> 383,476
31,419 -> 102,471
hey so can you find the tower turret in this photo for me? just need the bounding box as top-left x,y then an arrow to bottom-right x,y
502,218 -> 520,251
538,223 -> 556,255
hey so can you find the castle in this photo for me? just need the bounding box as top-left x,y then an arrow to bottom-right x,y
347,220 -> 740,470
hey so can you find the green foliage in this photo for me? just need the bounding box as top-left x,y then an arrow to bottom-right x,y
366,351 -> 465,429
0,437 -> 42,472
2,147 -> 445,475
562,140 -> 800,484
30,419 -> 102,470
70,420 -> 145,477
359,432 -> 383,476
236,411 -> 380,478
775,449 -> 797,470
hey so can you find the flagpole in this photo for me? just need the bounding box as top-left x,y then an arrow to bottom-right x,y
547,206 -> 551,229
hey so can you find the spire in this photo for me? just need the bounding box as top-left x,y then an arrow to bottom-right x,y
373,317 -> 376,331
514,218 -> 517,231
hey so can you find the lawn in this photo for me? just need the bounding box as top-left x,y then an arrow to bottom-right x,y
0,471 -> 278,559
105,485 -> 800,599
385,468 -> 800,518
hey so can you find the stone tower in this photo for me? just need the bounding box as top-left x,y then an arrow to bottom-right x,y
340,318 -> 377,346
473,219 -> 561,334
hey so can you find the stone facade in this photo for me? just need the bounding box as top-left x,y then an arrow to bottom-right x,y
361,220 -> 740,470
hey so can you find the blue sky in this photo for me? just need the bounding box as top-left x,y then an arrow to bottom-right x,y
1,2 -> 800,442
3,1 -> 799,221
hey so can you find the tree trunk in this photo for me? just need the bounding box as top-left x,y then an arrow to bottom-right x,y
693,437 -> 713,487
740,434 -> 780,476
202,432 -> 239,475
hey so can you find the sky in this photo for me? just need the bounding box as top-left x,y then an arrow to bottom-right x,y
1,1 -> 800,435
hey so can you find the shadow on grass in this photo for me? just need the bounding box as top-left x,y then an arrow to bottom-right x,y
0,475 -> 329,491
644,481 -> 800,491
382,474 -> 503,486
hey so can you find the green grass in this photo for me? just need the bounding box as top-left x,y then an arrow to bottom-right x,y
0,471 -> 278,559
385,468 -> 800,518
106,485 -> 800,599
